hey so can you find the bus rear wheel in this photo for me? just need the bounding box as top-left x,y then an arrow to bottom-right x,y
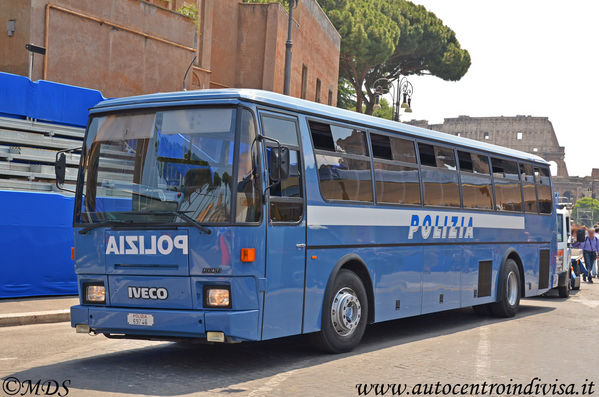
558,280 -> 571,298
490,259 -> 521,318
316,269 -> 368,353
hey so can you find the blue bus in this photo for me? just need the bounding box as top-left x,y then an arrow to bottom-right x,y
62,89 -> 557,353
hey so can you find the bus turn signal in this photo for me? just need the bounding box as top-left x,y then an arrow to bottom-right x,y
241,248 -> 255,262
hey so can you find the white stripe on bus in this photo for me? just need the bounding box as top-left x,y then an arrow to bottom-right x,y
307,205 -> 525,229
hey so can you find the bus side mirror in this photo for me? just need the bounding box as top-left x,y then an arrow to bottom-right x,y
55,152 -> 67,187
269,147 -> 290,181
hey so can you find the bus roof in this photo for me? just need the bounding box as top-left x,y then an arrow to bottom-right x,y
92,88 -> 548,165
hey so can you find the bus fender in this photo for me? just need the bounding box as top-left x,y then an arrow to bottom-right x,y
323,253 -> 375,324
499,247 -> 525,297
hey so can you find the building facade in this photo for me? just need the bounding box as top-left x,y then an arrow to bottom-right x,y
408,116 -> 599,203
1,0 -> 340,103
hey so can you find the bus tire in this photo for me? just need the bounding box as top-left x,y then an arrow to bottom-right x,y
472,304 -> 491,316
490,259 -> 521,318
315,269 -> 368,354
558,281 -> 570,298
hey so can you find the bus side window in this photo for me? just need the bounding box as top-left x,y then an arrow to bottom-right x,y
519,162 -> 538,214
261,115 -> 303,223
370,132 -> 420,206
310,121 -> 373,203
418,143 -> 460,208
534,166 -> 553,214
491,158 -> 523,212
458,151 -> 493,210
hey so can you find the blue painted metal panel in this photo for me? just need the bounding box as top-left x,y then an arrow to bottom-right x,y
261,222 -> 306,340
104,230 -> 190,276
0,72 -> 104,127
70,305 -> 89,327
422,247 -> 462,314
87,306 -> 206,338
74,230 -> 105,275
369,246 -> 422,321
108,275 -> 192,309
460,247 -> 495,307
0,191 -> 77,298
187,226 -> 266,278
72,304 -> 260,341
204,310 -> 260,341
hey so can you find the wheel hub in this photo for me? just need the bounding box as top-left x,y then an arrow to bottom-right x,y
330,287 -> 361,337
507,270 -> 518,306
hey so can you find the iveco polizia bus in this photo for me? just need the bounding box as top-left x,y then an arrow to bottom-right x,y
60,89 -> 557,353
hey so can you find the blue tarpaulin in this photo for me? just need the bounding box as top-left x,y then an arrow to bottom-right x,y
0,191 -> 77,298
0,72 -> 105,297
0,72 -> 104,127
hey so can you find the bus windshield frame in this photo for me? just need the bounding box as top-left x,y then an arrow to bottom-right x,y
74,106 -> 263,228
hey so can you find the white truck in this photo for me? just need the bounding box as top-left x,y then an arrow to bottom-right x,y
555,207 -> 578,297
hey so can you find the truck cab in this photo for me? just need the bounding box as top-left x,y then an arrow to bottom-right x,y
555,207 -> 572,297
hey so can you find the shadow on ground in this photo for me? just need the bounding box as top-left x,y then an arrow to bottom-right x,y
8,301 -> 555,395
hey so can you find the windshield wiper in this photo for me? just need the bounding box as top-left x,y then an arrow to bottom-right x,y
78,219 -> 135,235
137,210 -> 212,235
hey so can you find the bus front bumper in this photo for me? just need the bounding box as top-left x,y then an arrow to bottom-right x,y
70,305 -> 260,342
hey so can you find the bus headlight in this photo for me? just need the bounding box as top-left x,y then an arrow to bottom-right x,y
204,286 -> 231,308
84,283 -> 106,304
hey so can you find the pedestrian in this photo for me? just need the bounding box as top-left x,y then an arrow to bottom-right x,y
579,227 -> 599,283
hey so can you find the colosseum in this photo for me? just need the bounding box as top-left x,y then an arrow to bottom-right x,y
408,115 -> 599,204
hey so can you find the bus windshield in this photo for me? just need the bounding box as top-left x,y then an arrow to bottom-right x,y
77,107 -> 261,226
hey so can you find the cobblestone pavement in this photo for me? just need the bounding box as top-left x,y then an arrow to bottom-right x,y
1,284 -> 598,397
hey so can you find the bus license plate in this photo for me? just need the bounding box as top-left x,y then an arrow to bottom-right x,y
127,313 -> 154,326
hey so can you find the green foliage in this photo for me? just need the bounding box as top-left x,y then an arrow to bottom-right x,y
372,97 -> 393,120
337,78 -> 357,110
177,2 -> 201,29
321,0 -> 400,112
573,197 -> 599,226
320,0 -> 471,114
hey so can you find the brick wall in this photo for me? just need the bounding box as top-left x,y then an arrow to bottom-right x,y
207,0 -> 340,105
1,0 -> 340,105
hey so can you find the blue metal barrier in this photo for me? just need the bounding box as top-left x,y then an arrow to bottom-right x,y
0,72 -> 104,127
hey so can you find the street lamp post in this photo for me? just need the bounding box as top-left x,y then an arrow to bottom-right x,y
371,75 -> 414,121
283,0 -> 299,96
395,76 -> 413,121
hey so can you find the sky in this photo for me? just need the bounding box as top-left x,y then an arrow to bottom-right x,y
395,0 -> 599,177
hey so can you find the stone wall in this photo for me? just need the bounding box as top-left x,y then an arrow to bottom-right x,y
407,116 -> 599,202
411,115 -> 568,177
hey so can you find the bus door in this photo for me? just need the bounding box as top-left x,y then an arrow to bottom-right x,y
259,112 -> 307,340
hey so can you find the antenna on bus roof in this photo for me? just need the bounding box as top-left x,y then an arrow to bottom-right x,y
182,55 -> 197,91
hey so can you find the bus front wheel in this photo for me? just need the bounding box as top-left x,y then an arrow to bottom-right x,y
490,259 -> 521,318
316,269 -> 368,353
